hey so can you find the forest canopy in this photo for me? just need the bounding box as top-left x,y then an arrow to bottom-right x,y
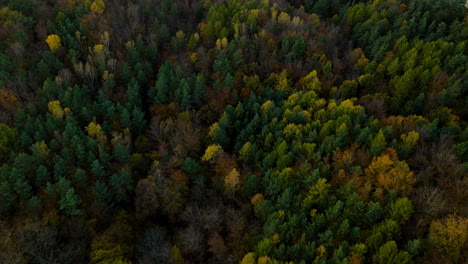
0,0 -> 467,263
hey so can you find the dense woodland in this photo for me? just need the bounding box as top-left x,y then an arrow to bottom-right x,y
0,0 -> 467,263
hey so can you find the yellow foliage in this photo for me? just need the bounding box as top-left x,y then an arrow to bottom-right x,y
251,193 -> 265,206
45,34 -> 61,53
170,246 -> 184,264
90,212 -> 133,264
271,10 -> 278,20
0,7 -> 24,24
272,233 -> 280,244
201,144 -> 223,162
239,142 -> 252,161
102,70 -> 110,80
292,16 -> 302,25
277,12 -> 290,23
0,89 -> 18,111
48,100 -> 64,118
221,37 -> 228,48
64,107 -> 72,115
308,178 -> 330,203
261,100 -> 274,113
125,40 -> 134,49
332,149 -> 354,170
365,149 -> 415,197
31,141 -> 50,159
429,215 -> 468,262
224,168 -> 240,192
278,210 -> 285,219
240,252 -> 256,264
327,101 -> 337,112
93,44 -> 104,53
85,122 -> 103,137
283,123 -> 301,138
258,256 -> 271,264
208,122 -> 219,139
176,30 -> 185,39
297,70 -> 321,91
356,53 -> 369,70
316,245 -> 327,258
310,209 -> 317,217
274,70 -> 290,93
85,121 -> 108,144
189,52 -> 198,63
401,131 -> 419,151
215,37 -> 228,49
90,0 -> 105,14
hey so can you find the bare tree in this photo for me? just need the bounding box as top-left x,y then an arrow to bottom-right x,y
136,226 -> 171,264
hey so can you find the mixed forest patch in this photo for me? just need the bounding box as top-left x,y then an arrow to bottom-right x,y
0,0 -> 467,263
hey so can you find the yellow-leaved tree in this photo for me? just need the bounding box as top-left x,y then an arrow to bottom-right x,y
364,148 -> 415,199
240,252 -> 256,264
48,100 -> 64,118
429,215 -> 468,262
201,144 -> 223,163
45,34 -> 61,53
90,0 -> 105,14
85,121 -> 107,144
224,168 -> 240,197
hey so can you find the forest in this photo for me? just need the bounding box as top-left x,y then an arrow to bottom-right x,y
0,0 -> 467,263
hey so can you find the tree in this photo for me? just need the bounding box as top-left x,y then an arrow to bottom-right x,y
135,227 -> 170,264
134,177 -> 159,221
224,168 -> 240,197
400,131 -> 419,153
169,246 -> 184,264
151,62 -> 172,104
90,212 -> 134,264
91,160 -> 105,179
372,241 -> 412,264
131,107 -> 146,133
90,0 -> 105,14
110,169 -> 133,203
30,141 -> 50,160
113,144 -> 129,163
429,215 -> 468,262
45,35 -> 61,53
35,165 -> 49,186
125,80 -> 142,110
12,168 -> 31,200
27,196 -> 42,212
94,181 -> 114,211
365,149 -> 415,198
388,198 -> 414,224
369,130 -> 386,157
48,100 -> 64,119
201,144 -> 223,163
59,188 -> 81,216
52,155 -> 66,181
181,158 -> 202,181
177,79 -> 192,111
0,124 -> 19,161
73,168 -> 87,189
193,73 -> 205,108
240,252 -> 256,264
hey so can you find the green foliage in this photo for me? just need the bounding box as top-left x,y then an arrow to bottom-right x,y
0,0 -> 465,263
373,241 -> 412,264
59,187 -> 81,216
113,144 -> 130,163
0,124 -> 19,160
387,198 -> 414,224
